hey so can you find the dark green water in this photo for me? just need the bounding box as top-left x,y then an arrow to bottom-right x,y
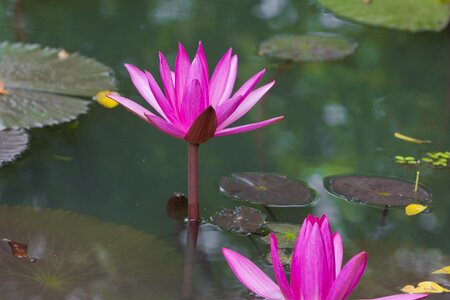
0,0 -> 449,299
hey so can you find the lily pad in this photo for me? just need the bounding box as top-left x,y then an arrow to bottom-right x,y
0,129 -> 28,166
259,223 -> 301,249
0,205 -> 181,299
210,206 -> 266,234
324,175 -> 432,207
318,0 -> 450,32
258,33 -> 357,62
0,42 -> 116,129
219,172 -> 318,207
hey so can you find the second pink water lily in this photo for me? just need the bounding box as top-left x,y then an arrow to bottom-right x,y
223,215 -> 428,300
109,41 -> 283,144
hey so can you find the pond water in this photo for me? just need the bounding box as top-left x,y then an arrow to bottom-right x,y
0,0 -> 449,299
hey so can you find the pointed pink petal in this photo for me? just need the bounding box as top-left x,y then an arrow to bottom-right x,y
333,232 -> 343,277
144,112 -> 185,139
209,48 -> 232,107
124,64 -> 167,119
215,116 -> 284,137
270,233 -> 294,300
218,54 -> 238,106
326,252 -> 368,300
197,41 -> 209,84
300,222 -> 329,300
216,94 -> 243,126
108,94 -> 154,121
232,69 -> 266,100
218,81 -> 274,129
175,42 -> 191,110
361,294 -> 428,300
222,248 -> 284,300
319,216 -> 336,294
159,51 -> 176,109
291,217 -> 310,299
188,55 -> 209,106
145,71 -> 178,125
180,79 -> 205,129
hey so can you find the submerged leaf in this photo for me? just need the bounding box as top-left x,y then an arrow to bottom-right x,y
324,175 -> 432,207
432,266 -> 450,275
259,223 -> 301,249
259,33 -> 357,62
220,172 -> 318,207
394,132 -> 432,144
0,205 -> 182,299
210,206 -> 266,234
0,129 -> 28,166
318,0 -> 450,32
264,249 -> 292,267
401,281 -> 450,293
405,204 -> 428,216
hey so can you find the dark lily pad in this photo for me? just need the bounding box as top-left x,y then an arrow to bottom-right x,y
324,175 -> 432,207
210,206 -> 266,234
0,129 -> 28,166
219,172 -> 318,207
259,33 -> 357,62
0,42 -> 116,129
259,223 -> 301,249
0,205 -> 181,299
318,0 -> 450,32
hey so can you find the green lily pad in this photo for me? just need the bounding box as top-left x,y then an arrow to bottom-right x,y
259,223 -> 301,249
0,205 -> 181,299
219,172 -> 318,207
210,206 -> 266,234
259,33 -> 358,62
0,129 -> 28,166
324,175 -> 432,207
0,42 -> 116,129
318,0 -> 450,32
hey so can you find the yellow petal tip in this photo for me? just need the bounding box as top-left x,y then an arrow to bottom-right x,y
405,204 -> 427,216
432,266 -> 450,275
394,132 -> 432,144
96,90 -> 119,108
401,281 -> 450,293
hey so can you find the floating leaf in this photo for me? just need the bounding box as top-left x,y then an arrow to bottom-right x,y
421,152 -> 450,169
394,132 -> 432,144
432,266 -> 450,274
405,204 -> 428,216
259,33 -> 357,62
0,129 -> 28,166
0,205 -> 182,299
210,206 -> 266,234
401,281 -> 450,293
394,155 -> 420,166
0,42 -> 116,129
166,193 -> 188,220
324,175 -> 432,207
318,0 -> 450,32
259,223 -> 301,249
220,172 -> 318,207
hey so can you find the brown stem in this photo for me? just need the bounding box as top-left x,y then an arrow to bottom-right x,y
188,143 -> 200,221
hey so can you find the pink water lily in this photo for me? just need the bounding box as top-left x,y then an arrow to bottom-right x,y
222,215 -> 428,300
108,41 -> 283,144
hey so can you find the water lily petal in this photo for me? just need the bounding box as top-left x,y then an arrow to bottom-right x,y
143,112 -> 185,139
432,265 -> 450,274
209,48 -> 232,107
300,222 -> 328,300
180,79 -> 205,129
158,51 -> 176,109
319,216 -> 336,294
145,71 -> 178,125
270,233 -> 294,300
326,252 -> 368,300
216,94 -> 243,126
218,54 -> 238,106
232,69 -> 266,101
107,94 -> 153,121
196,41 -> 209,84
175,42 -> 190,110
218,81 -> 275,129
291,215 -> 313,299
333,232 -> 343,277
214,116 -> 284,136
188,55 -> 209,107
222,248 -> 284,300
124,64 -> 167,119
360,294 -> 428,300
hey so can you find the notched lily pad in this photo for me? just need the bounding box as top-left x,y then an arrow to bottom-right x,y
318,0 -> 450,32
259,33 -> 357,62
210,206 -> 266,234
0,42 -> 116,129
0,129 -> 28,166
259,223 -> 301,249
220,172 -> 318,207
0,205 -> 181,299
324,175 -> 432,207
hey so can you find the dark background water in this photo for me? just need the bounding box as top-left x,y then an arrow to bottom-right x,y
0,0 -> 449,299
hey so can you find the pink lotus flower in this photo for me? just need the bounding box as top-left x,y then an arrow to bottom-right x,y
223,215 -> 428,300
108,41 -> 283,144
